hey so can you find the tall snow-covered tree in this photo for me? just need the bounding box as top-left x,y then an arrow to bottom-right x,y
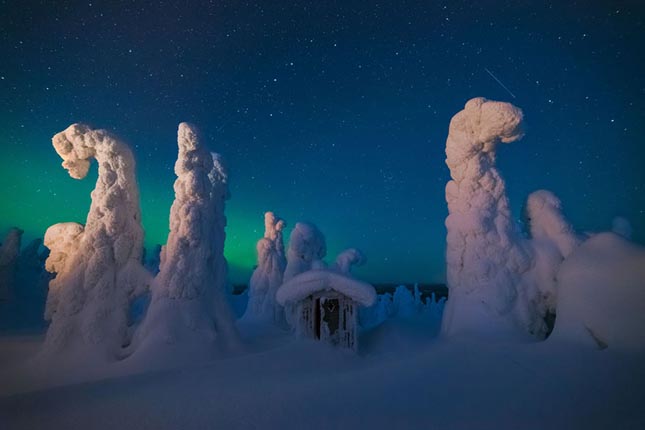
41,124 -> 149,360
134,123 -> 239,356
441,98 -> 582,339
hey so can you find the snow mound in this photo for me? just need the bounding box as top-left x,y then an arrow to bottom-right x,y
549,232 -> 645,351
277,269 -> 376,307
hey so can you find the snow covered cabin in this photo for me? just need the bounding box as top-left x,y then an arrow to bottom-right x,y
276,269 -> 376,350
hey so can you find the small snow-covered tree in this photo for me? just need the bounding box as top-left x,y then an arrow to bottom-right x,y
332,248 -> 365,275
518,190 -> 582,337
41,124 -> 149,360
283,222 -> 326,282
244,212 -> 287,321
524,190 -> 580,259
134,123 -> 239,355
0,228 -> 23,302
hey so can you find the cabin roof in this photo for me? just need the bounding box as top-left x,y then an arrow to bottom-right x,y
276,269 -> 377,307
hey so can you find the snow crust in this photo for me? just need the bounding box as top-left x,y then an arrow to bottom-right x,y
244,212 -> 287,321
133,123 -> 239,357
549,232 -> 645,351
276,269 -> 376,307
41,124 -> 149,360
283,222 -> 326,282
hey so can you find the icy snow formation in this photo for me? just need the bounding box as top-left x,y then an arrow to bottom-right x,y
283,222 -> 326,282
0,228 -> 23,302
134,123 -> 239,355
277,269 -> 376,307
41,124 -> 148,359
550,233 -> 645,351
244,212 -> 287,321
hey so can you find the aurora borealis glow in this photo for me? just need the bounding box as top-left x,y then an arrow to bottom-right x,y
1,2 -> 643,284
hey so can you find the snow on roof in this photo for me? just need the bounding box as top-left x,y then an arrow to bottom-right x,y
276,269 -> 376,307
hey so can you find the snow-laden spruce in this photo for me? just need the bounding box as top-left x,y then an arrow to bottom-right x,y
133,123 -> 239,358
244,212 -> 287,321
0,228 -> 23,302
41,124 -> 149,360
441,98 -> 581,339
283,222 -> 327,282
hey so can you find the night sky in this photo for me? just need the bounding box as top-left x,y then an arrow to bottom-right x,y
1,1 -> 643,284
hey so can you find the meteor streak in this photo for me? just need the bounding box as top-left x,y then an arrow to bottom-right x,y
484,67 -> 517,99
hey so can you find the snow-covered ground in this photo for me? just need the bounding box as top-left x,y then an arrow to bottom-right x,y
1,305 -> 644,430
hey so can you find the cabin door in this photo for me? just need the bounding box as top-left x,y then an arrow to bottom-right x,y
321,298 -> 340,336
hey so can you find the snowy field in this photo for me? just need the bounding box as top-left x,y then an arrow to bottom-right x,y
1,306 -> 644,430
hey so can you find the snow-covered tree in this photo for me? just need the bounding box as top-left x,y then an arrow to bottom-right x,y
442,98 -> 534,338
441,99 -> 583,339
332,248 -> 365,275
244,212 -> 287,321
524,190 -> 580,259
41,124 -> 149,360
515,190 -> 582,337
283,222 -> 326,282
134,123 -> 239,356
0,228 -> 23,302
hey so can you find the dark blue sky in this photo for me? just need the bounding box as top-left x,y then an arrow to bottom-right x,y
1,1 -> 643,283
